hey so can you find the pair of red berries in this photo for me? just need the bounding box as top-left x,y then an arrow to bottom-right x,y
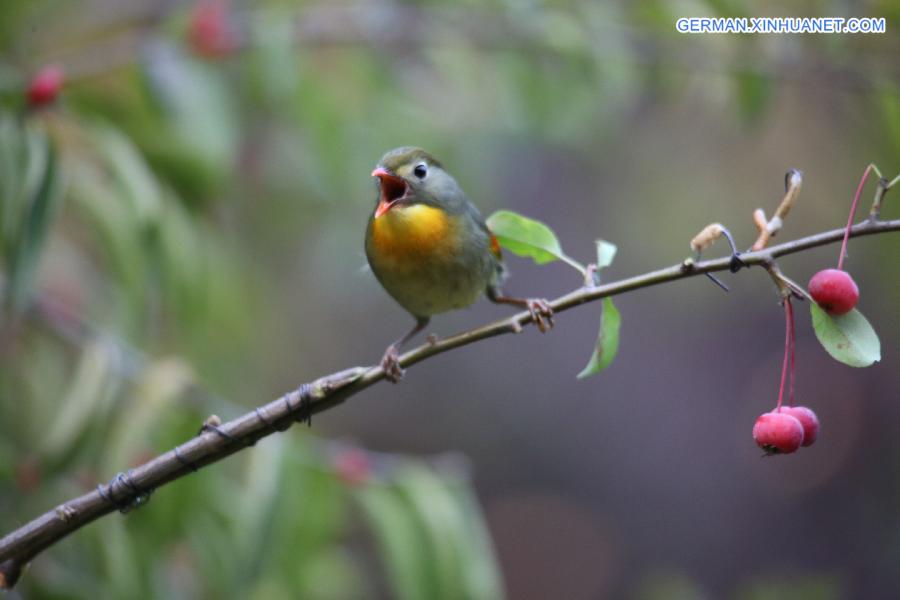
752,297 -> 819,455
753,405 -> 819,455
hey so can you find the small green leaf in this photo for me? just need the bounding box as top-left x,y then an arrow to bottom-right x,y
577,297 -> 621,379
595,239 -> 617,271
486,210 -> 584,272
810,304 -> 881,368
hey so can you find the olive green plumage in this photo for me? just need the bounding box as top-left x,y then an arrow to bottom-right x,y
365,147 -> 504,319
364,146 -> 551,382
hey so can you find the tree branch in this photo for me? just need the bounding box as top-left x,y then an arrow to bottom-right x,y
1,217 -> 899,589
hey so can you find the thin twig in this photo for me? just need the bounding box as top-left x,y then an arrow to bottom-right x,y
867,174 -> 898,222
751,169 -> 803,251
1,217 -> 899,589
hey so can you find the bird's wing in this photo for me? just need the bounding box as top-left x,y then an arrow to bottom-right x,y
456,196 -> 503,261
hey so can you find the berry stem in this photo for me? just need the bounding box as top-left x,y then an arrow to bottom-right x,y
837,165 -> 873,270
776,297 -> 792,411
787,297 -> 796,407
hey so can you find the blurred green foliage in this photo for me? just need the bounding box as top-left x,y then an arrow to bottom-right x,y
0,1 -> 511,597
0,115 -> 61,315
0,0 -> 898,597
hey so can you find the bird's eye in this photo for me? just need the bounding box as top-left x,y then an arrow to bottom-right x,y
413,163 -> 428,179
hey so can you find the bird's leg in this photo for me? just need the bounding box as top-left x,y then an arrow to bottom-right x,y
487,287 -> 555,333
380,316 -> 429,383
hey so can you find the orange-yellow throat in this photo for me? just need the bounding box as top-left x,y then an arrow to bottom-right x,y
369,203 -> 459,263
366,201 -> 498,318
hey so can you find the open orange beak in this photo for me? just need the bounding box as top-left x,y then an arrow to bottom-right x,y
372,167 -> 409,218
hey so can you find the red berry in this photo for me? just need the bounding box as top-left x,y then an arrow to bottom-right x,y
780,406 -> 819,447
808,268 -> 859,316
26,65 -> 64,108
188,0 -> 237,59
753,411 -> 804,455
333,447 -> 371,486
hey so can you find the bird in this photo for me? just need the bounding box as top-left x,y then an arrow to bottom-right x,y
365,146 -> 554,382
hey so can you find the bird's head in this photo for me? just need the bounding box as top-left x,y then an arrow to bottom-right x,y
371,147 -> 463,218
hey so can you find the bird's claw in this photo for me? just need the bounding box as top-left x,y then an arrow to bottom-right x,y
380,346 -> 405,383
526,298 -> 554,333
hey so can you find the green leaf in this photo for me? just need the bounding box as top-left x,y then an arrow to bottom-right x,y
41,340 -> 121,461
810,304 -> 881,368
140,41 -> 238,175
443,478 -> 504,600
90,124 -> 162,225
393,466 -> 467,600
356,483 -> 435,600
595,239 -> 617,271
486,209 -> 584,272
355,463 -> 503,600
577,297 -> 621,379
0,121 -> 63,314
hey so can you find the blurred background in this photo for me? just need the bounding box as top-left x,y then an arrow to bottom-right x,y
1,0 -> 899,598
